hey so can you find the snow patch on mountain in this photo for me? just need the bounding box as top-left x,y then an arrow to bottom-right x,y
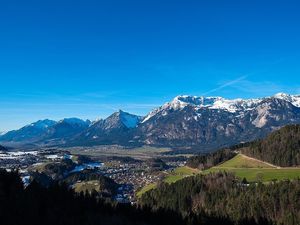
142,95 -> 261,123
0,131 -> 7,136
25,119 -> 57,129
119,111 -> 141,128
58,118 -> 91,126
273,92 -> 300,107
142,93 -> 300,123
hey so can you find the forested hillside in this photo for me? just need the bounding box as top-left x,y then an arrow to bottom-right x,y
186,149 -> 237,169
2,169 -> 290,225
139,172 -> 300,225
242,124 -> 300,166
0,170 -> 184,225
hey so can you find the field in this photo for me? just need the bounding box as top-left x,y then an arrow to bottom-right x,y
136,183 -> 157,198
73,180 -> 102,193
65,145 -> 173,160
164,166 -> 200,184
28,162 -> 51,173
205,154 -> 300,182
136,166 -> 199,197
137,154 -> 300,197
216,154 -> 275,168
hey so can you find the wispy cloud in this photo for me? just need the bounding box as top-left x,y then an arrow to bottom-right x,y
201,76 -> 300,98
200,58 -> 290,97
201,75 -> 248,96
230,80 -> 300,97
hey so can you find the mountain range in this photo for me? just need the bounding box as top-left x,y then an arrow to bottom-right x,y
1,92 -> 300,151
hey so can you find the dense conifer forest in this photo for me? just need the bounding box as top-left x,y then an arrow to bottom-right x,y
188,125 -> 300,168
186,149 -> 237,169
242,125 -> 300,167
0,170 -> 185,225
2,126 -> 300,225
140,172 -> 300,225
2,169 -> 292,225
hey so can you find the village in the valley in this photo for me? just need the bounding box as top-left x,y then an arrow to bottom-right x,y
0,147 -> 186,203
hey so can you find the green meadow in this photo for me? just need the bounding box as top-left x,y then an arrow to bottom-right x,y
137,154 -> 300,197
136,166 -> 199,197
205,154 -> 300,182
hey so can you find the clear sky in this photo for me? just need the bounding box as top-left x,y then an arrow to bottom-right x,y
1,0 -> 300,131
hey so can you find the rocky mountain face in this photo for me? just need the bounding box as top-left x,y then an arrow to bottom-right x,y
42,118 -> 91,145
137,95 -> 300,150
1,93 -> 300,151
49,118 -> 90,138
0,119 -> 57,143
0,145 -> 7,151
72,110 -> 142,145
0,118 -> 90,145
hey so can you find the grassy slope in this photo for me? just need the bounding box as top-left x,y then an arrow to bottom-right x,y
206,154 -> 300,182
164,166 -> 200,184
73,180 -> 102,193
68,146 -> 173,160
138,154 -> 300,197
216,154 -> 275,168
136,183 -> 157,198
136,166 -> 200,197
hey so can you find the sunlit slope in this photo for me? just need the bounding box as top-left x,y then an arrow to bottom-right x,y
216,154 -> 275,168
136,166 -> 199,197
206,154 -> 300,182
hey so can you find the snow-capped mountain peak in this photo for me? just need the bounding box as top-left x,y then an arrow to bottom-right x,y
58,118 -> 91,126
273,92 -> 300,107
2,92 -> 300,150
0,131 -> 7,136
142,95 -> 263,123
168,95 -> 264,112
274,92 -> 290,98
174,95 -> 223,107
118,110 -> 141,128
142,93 -> 300,124
26,119 -> 57,129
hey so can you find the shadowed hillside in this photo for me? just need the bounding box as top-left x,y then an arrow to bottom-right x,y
242,124 -> 300,166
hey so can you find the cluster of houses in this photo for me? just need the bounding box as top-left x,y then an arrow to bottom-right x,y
0,148 -> 186,204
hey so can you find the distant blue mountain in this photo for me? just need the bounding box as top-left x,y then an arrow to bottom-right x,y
1,93 -> 300,152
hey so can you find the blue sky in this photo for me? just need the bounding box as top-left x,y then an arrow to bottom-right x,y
1,0 -> 300,131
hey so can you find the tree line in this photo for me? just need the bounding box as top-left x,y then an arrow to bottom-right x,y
188,124 -> 300,168
2,168 -> 300,225
186,149 -> 237,169
0,169 -> 185,225
242,124 -> 300,167
140,172 -> 300,225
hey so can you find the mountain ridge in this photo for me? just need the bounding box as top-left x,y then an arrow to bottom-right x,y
142,92 -> 300,123
1,92 -> 300,151
137,94 -> 300,150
